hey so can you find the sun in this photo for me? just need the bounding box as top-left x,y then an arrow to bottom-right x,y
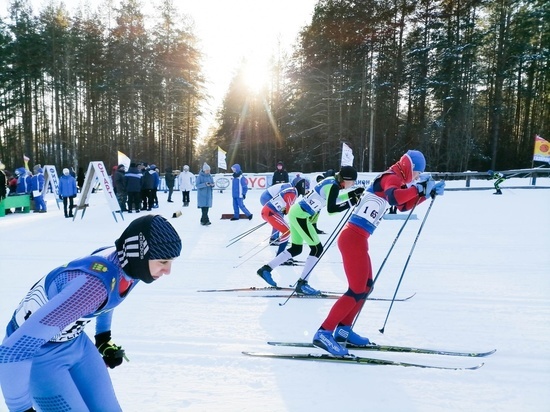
241,57 -> 270,94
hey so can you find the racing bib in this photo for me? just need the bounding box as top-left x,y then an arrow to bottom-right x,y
354,192 -> 388,229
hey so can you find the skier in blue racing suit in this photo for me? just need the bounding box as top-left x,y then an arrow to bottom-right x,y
0,215 -> 182,412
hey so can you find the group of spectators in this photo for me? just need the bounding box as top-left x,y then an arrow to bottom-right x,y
0,163 -> 47,213
112,162 -> 161,213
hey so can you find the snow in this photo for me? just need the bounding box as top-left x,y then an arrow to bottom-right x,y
1,177 -> 549,412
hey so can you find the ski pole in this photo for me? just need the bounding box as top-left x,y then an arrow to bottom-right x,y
279,203 -> 357,307
233,242 -> 273,268
379,195 -> 436,334
228,221 -> 267,242
235,228 -> 290,264
372,198 -> 420,286
226,222 -> 268,247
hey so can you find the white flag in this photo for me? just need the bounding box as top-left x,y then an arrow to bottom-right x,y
117,151 -> 131,170
341,143 -> 354,166
218,146 -> 227,170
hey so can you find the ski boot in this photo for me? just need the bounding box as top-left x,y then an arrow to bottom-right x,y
335,326 -> 372,347
313,329 -> 348,356
295,279 -> 321,296
257,265 -> 277,287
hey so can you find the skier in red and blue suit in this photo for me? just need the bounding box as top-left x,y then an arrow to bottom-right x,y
0,215 -> 182,412
260,179 -> 306,256
313,150 -> 445,356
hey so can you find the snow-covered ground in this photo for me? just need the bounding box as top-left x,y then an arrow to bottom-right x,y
1,177 -> 549,411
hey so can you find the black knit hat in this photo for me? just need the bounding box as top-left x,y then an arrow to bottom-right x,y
293,178 -> 306,196
115,215 -> 182,283
338,166 -> 358,181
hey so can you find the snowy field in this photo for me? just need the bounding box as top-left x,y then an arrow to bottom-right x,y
1,176 -> 549,412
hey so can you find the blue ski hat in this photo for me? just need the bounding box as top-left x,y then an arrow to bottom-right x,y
406,150 -> 426,172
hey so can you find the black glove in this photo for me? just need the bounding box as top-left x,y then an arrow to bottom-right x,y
95,331 -> 128,369
352,187 -> 365,197
349,195 -> 360,206
348,186 -> 364,206
242,194 -> 246,199
59,195 -> 63,200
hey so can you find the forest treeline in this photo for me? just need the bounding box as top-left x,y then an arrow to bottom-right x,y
0,0 -> 548,174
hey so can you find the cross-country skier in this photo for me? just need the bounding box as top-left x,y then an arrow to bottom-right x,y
487,170 -> 506,195
256,166 -> 363,295
312,150 -> 445,356
0,215 -> 182,411
260,179 -> 306,258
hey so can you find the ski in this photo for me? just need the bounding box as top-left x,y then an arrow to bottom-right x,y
242,352 -> 484,370
266,341 -> 496,358
243,293 -> 416,302
246,293 -> 342,299
198,287 -> 415,302
280,261 -> 304,266
197,286 -> 285,293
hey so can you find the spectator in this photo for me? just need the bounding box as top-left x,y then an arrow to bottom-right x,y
178,165 -> 195,207
125,163 -> 142,213
196,162 -> 215,225
150,165 -> 160,208
164,167 -> 175,203
16,167 -> 31,195
0,161 -> 7,201
272,161 -> 289,185
59,168 -> 78,218
77,167 -> 85,192
141,165 -> 156,211
230,163 -> 252,220
113,164 -> 127,212
31,166 -> 47,213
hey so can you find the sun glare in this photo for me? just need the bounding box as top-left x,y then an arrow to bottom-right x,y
242,58 -> 270,94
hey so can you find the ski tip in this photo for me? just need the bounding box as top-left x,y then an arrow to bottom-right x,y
479,349 -> 497,357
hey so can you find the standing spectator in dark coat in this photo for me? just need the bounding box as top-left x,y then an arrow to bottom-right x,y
272,161 -> 289,185
113,164 -> 127,212
165,167 -> 175,203
0,161 -> 7,201
59,168 -> 78,217
149,165 -> 160,208
77,167 -> 85,192
125,163 -> 142,213
196,162 -> 214,225
141,166 -> 156,211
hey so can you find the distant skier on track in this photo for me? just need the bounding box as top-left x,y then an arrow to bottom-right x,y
487,170 -> 506,195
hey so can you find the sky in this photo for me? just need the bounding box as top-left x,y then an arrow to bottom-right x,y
0,0 -> 320,140
178,0 -> 319,139
1,176 -> 549,411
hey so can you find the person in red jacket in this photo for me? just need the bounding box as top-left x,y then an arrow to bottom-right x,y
312,150 -> 445,356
